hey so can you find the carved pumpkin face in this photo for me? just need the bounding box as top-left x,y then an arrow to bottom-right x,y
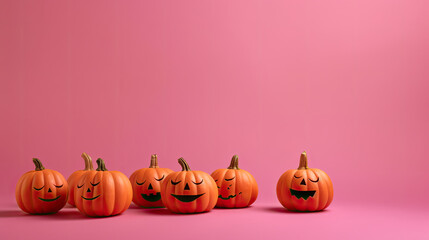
276,152 -> 333,211
211,155 -> 258,208
74,158 -> 133,217
161,158 -> 217,213
67,153 -> 94,207
16,158 -> 68,214
129,154 -> 173,208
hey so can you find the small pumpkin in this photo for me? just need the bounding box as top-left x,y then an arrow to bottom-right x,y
129,154 -> 173,208
161,158 -> 217,213
67,153 -> 94,207
211,155 -> 258,208
276,152 -> 333,211
15,158 -> 68,214
74,158 -> 132,217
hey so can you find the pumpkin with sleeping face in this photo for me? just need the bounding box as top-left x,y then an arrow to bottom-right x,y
67,153 -> 94,207
276,152 -> 333,211
211,155 -> 258,208
161,158 -> 217,213
74,158 -> 132,217
129,154 -> 173,208
16,158 -> 68,214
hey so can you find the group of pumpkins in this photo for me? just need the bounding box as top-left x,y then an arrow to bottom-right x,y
15,152 -> 333,217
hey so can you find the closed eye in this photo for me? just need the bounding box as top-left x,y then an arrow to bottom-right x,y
136,180 -> 146,185
225,177 -> 235,181
171,180 -> 181,185
91,182 -> 100,187
77,184 -> 84,188
293,175 -> 302,178
54,184 -> 63,188
309,177 -> 319,183
192,179 -> 203,185
155,175 -> 165,181
33,186 -> 44,191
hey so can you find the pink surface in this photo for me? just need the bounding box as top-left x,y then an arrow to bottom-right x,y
1,0 -> 429,239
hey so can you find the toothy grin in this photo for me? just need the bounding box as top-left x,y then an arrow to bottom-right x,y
290,189 -> 316,200
141,192 -> 161,202
218,192 -> 242,200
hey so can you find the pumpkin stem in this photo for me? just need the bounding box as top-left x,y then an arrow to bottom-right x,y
81,152 -> 94,171
178,157 -> 191,171
149,154 -> 159,168
33,158 -> 45,171
298,152 -> 308,170
96,158 -> 108,171
227,155 -> 240,170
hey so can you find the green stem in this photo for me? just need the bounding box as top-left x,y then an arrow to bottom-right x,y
227,155 -> 240,170
96,158 -> 108,171
33,158 -> 45,171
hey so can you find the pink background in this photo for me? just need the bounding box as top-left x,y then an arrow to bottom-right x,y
1,0 -> 428,239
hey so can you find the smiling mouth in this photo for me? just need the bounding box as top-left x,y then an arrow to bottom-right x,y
218,192 -> 242,200
81,195 -> 101,201
141,192 -> 161,202
38,195 -> 61,202
171,193 -> 205,202
290,189 -> 316,200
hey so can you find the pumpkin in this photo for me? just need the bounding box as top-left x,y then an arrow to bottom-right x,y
276,152 -> 333,211
67,152 -> 94,207
74,158 -> 132,217
129,154 -> 173,208
161,158 -> 217,213
15,158 -> 68,214
211,155 -> 258,208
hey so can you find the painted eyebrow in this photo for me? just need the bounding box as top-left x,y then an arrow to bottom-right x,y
155,175 -> 165,181
192,179 -> 203,185
54,184 -> 63,188
309,177 -> 319,182
293,174 -> 302,178
77,184 -> 84,188
33,186 -> 44,191
171,180 -> 181,185
90,182 -> 100,186
225,176 -> 235,181
136,180 -> 146,185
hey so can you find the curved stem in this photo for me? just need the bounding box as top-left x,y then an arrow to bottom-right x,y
298,152 -> 308,170
81,153 -> 94,170
149,154 -> 159,168
178,157 -> 191,171
96,158 -> 108,171
227,155 -> 240,170
33,158 -> 45,171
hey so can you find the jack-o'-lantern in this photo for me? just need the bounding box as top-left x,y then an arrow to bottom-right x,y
67,153 -> 94,207
276,152 -> 333,211
74,158 -> 132,217
211,155 -> 258,208
161,158 -> 217,213
16,158 -> 68,214
129,154 -> 173,208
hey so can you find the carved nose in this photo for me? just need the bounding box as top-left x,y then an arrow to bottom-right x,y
87,188 -> 91,192
300,179 -> 306,185
184,183 -> 190,190
148,183 -> 153,190
48,188 -> 52,192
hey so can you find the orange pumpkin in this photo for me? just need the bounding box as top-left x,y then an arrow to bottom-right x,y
129,154 -> 173,208
211,155 -> 258,208
15,158 -> 68,214
67,153 -> 94,207
161,158 -> 217,213
276,152 -> 333,211
74,158 -> 132,217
